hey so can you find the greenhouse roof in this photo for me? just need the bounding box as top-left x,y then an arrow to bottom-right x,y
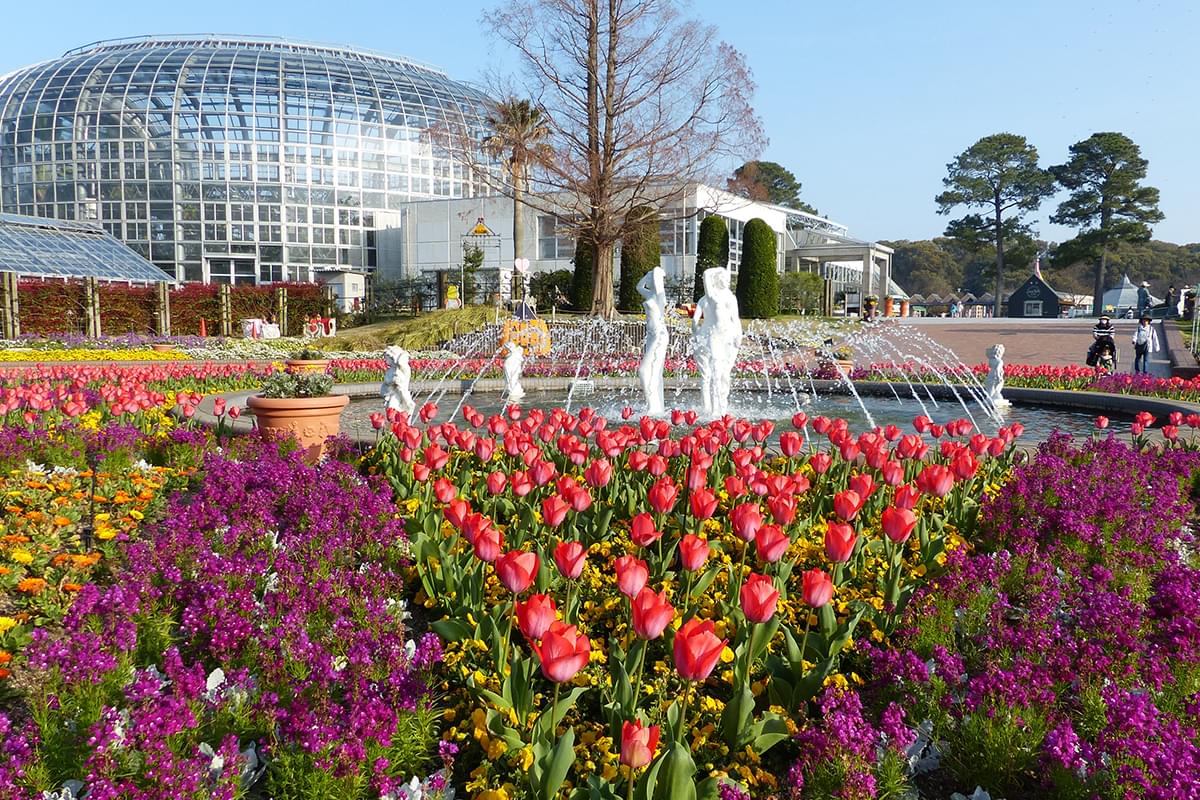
0,214 -> 169,284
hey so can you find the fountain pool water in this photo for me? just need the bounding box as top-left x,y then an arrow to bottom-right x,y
342,387 -> 1115,445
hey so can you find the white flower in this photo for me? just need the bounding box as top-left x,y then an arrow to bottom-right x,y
41,780 -> 84,800
132,459 -> 155,472
25,460 -> 47,475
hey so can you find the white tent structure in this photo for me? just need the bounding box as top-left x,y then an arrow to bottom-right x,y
1102,274 -> 1159,316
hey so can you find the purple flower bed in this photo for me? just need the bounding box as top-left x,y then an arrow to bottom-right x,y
1,437 -> 441,799
793,434 -> 1200,799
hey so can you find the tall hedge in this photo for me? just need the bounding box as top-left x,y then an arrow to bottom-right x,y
735,218 -> 779,318
569,238 -> 594,312
617,206 -> 661,313
694,215 -> 729,301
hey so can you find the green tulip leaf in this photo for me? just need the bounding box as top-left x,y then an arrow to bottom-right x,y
538,725 -> 576,800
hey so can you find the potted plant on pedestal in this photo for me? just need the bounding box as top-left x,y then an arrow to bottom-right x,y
814,341 -> 855,379
285,347 -> 330,374
246,371 -> 349,463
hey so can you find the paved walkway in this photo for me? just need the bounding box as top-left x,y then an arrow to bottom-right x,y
887,318 -> 1173,377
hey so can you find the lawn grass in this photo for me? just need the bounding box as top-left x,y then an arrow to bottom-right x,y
321,306 -> 507,351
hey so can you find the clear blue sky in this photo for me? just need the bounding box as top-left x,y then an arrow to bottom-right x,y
3,0 -> 1196,246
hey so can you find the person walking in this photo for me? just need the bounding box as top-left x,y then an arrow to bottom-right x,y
1137,282 -> 1151,316
1131,315 -> 1160,374
1167,284 -> 1178,317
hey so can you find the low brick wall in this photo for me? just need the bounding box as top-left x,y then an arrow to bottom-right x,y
1159,321 -> 1200,379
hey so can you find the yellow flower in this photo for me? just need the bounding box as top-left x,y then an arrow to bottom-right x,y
0,617 -> 17,634
477,790 -> 509,800
129,509 -> 144,521
9,550 -> 33,565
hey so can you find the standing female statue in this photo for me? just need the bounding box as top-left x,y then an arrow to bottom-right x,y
636,266 -> 668,415
381,345 -> 416,417
691,267 -> 742,417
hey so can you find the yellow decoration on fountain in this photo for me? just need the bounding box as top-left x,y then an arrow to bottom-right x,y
499,319 -> 551,356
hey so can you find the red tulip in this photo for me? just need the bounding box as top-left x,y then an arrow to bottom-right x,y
565,484 -> 593,513
228,405 -> 241,419
615,555 -> 649,598
779,431 -> 803,457
473,525 -> 504,562
824,521 -> 857,562
443,498 -> 470,529
689,487 -> 718,520
1132,422 -> 1145,436
630,513 -> 662,547
754,523 -> 791,563
369,411 -> 385,430
631,587 -> 675,640
678,535 -> 710,572
731,502 -> 764,542
951,450 -> 979,480
584,458 -> 613,488
912,415 -> 932,433
553,540 -> 586,579
848,473 -> 876,499
541,494 -> 571,528
766,493 -> 797,526
896,434 -> 928,460
1095,416 -> 1109,430
532,620 -> 590,682
881,506 -> 918,543
434,477 -> 457,504
915,465 -> 955,498
894,483 -> 921,510
810,452 -> 832,474
724,475 -> 747,498
811,416 -> 832,434
673,618 -> 727,681
740,573 -> 780,623
620,720 -> 660,770
832,489 -> 864,522
515,594 -> 557,640
647,477 -> 679,515
495,550 -> 540,593
801,569 -> 834,608
792,412 -> 809,429
487,471 -> 507,495
881,460 -> 904,486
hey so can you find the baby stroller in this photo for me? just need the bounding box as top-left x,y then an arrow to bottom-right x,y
1086,337 -> 1117,372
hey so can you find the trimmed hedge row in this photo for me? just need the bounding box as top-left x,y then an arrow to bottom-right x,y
15,280 -> 326,337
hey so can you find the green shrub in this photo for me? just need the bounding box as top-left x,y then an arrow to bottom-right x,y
779,271 -> 825,314
617,206 -> 661,313
530,269 -> 573,310
694,215 -> 730,301
735,217 -> 779,318
569,238 -> 594,312
259,371 -> 334,398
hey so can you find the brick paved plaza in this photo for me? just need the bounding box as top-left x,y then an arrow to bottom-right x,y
886,317 -> 1173,376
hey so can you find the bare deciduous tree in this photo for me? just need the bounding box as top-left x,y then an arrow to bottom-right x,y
481,0 -> 765,317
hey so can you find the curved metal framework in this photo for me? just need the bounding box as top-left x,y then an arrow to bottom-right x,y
0,35 -> 491,284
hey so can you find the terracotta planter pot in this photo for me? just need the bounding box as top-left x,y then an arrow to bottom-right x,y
246,394 -> 349,463
151,344 -> 176,352
285,359 -> 331,374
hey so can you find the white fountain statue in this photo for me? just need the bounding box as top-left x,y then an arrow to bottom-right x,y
637,266 -> 668,415
381,345 -> 416,417
692,267 -> 743,417
984,344 -> 1011,409
503,341 -> 526,402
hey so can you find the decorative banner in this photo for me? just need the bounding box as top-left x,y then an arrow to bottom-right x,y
514,257 -> 530,274
500,318 -> 551,356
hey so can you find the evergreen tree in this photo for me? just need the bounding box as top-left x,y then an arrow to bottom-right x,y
735,218 -> 779,318
569,238 -> 594,312
617,206 -> 661,313
694,215 -> 730,301
935,133 -> 1055,317
1050,132 -> 1164,316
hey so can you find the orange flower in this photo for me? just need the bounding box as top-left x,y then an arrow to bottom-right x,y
62,583 -> 83,592
51,554 -> 71,567
0,668 -> 10,680
53,515 -> 72,527
0,566 -> 9,576
16,578 -> 47,594
0,652 -> 11,665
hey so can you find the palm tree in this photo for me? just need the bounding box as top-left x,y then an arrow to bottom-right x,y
482,98 -> 551,267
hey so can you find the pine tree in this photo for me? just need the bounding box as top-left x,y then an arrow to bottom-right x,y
735,218 -> 779,318
694,215 -> 730,301
617,206 -> 661,313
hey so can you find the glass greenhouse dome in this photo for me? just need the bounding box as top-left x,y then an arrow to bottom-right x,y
0,35 -> 491,284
